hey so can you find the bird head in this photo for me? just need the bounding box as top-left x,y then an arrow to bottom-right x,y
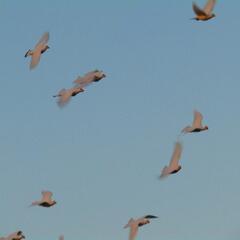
204,126 -> 209,130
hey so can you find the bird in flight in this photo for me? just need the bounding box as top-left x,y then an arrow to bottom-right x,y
25,32 -> 50,70
192,0 -> 216,21
73,70 -> 106,87
124,215 -> 158,240
53,70 -> 106,107
53,86 -> 85,107
160,141 -> 183,179
30,191 -> 56,207
0,231 -> 25,240
181,110 -> 208,134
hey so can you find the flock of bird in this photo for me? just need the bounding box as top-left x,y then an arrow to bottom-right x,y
2,0 -> 217,240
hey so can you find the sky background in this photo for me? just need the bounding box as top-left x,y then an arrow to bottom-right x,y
0,0 -> 240,239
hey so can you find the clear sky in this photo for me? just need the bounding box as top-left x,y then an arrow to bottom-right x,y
0,0 -> 240,239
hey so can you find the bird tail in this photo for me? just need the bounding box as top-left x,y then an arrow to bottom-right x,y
29,201 -> 39,207
160,166 -> 169,179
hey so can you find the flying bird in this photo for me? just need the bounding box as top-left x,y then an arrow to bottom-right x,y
53,86 -> 85,107
54,70 -> 106,107
25,32 -> 50,70
124,215 -> 158,240
0,231 -> 25,240
30,191 -> 56,207
74,70 -> 106,87
192,0 -> 216,21
181,110 -> 208,134
160,141 -> 183,179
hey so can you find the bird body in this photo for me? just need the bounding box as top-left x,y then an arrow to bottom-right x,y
181,110 -> 208,134
25,32 -> 50,69
53,86 -> 84,107
74,70 -> 106,87
0,231 -> 25,240
124,215 -> 158,240
160,141 -> 183,179
30,191 -> 56,207
192,0 -> 216,21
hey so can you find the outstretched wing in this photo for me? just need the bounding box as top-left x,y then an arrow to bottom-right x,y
42,191 -> 53,201
35,32 -> 49,48
129,224 -> 138,240
169,142 -> 182,170
74,71 -> 96,87
144,215 -> 158,219
57,88 -> 73,107
204,0 -> 216,15
30,51 -> 41,70
192,110 -> 203,129
192,2 -> 207,16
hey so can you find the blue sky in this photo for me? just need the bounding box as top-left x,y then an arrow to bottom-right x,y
1,0 -> 240,239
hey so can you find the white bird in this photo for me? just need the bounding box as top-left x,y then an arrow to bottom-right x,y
30,191 -> 56,207
53,86 -> 84,107
124,215 -> 158,240
192,0 -> 216,21
53,70 -> 106,107
0,231 -> 25,240
25,32 -> 50,70
160,141 -> 183,179
74,70 -> 106,87
181,110 -> 208,134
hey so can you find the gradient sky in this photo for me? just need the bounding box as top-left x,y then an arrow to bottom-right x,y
1,0 -> 240,240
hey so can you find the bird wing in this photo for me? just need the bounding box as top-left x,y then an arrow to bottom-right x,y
6,232 -> 20,240
192,110 -> 203,128
192,2 -> 207,16
35,32 -> 49,48
74,71 -> 96,87
57,88 -> 73,107
30,50 -> 41,70
203,0 -> 216,15
41,191 -> 53,201
181,126 -> 193,134
124,218 -> 135,228
144,215 -> 158,219
129,224 -> 138,240
168,142 -> 182,170
73,75 -> 82,85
